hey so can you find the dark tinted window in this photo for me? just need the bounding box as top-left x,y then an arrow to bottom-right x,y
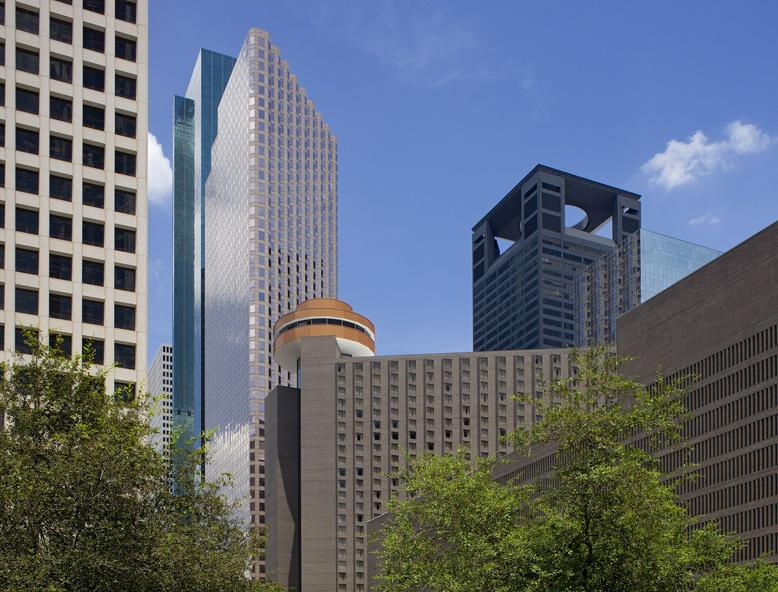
82,298 -> 104,324
16,87 -> 39,113
0,244 -> 4,267
115,304 -> 135,330
115,150 -> 135,175
49,293 -> 71,320
83,143 -> 104,168
15,7 -> 39,34
541,213 -> 562,233
0,40 -> 3,67
82,259 -> 104,285
50,175 -> 72,201
114,265 -> 135,291
116,0 -> 136,23
15,327 -> 37,354
49,333 -> 72,357
83,66 -> 105,91
50,56 -> 72,82
83,104 -> 104,129
82,337 -> 104,364
15,47 -> 39,74
0,122 -> 4,147
50,135 -> 72,161
541,192 -> 561,212
15,287 -> 38,314
83,27 -> 104,52
114,343 -> 135,369
115,227 -> 135,253
82,221 -> 104,247
0,204 -> 4,226
524,214 -> 537,237
115,112 -> 136,138
115,36 -> 136,61
0,83 -> 4,107
50,17 -> 72,44
50,96 -> 72,121
50,214 -> 72,241
49,253 -> 72,280
115,74 -> 136,99
0,164 -> 4,188
15,127 -> 38,154
15,248 -> 38,274
83,0 -> 105,14
115,189 -> 136,214
16,208 -> 38,234
15,167 -> 38,194
82,182 -> 104,208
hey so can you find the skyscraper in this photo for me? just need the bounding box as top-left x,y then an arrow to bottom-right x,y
0,0 -> 147,394
173,49 -> 235,455
472,165 -> 640,351
148,343 -> 173,455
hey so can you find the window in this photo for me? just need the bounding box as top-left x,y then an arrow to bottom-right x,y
49,253 -> 72,280
115,74 -> 136,100
83,27 -> 105,53
115,381 -> 136,401
15,47 -> 39,74
114,266 -> 135,291
115,227 -> 135,253
115,36 -> 136,61
16,87 -> 39,114
50,96 -> 72,121
15,327 -> 37,354
115,343 -> 135,369
115,150 -> 135,175
15,127 -> 38,154
15,168 -> 38,194
115,113 -> 136,138
82,104 -> 104,130
115,189 -> 136,214
0,123 -> 4,148
116,0 -> 136,23
15,7 -> 39,35
82,259 -> 104,286
0,83 -> 4,107
50,135 -> 72,161
49,214 -> 72,241
83,143 -> 104,169
0,204 -> 4,226
82,221 -> 104,247
49,293 -> 71,320
82,337 -> 104,364
83,0 -> 105,14
50,56 -> 73,83
0,40 -> 4,66
0,244 -> 4,267
82,182 -> 104,208
15,248 -> 38,274
49,333 -> 72,357
82,298 -> 104,325
15,287 -> 38,314
115,304 -> 135,330
83,66 -> 105,91
50,175 -> 72,201
50,17 -> 72,44
16,208 -> 38,234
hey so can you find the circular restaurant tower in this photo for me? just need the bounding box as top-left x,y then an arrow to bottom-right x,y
273,298 -> 375,374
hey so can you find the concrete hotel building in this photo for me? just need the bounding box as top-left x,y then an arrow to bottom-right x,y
148,342 -> 172,454
0,0 -> 147,394
265,298 -> 575,591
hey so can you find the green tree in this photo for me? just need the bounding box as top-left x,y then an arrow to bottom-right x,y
373,348 -> 778,592
0,335 -> 283,592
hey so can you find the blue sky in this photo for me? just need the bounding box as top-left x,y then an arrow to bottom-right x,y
146,0 -> 778,362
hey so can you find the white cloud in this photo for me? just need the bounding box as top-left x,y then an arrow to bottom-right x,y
642,121 -> 773,190
688,213 -> 721,226
147,132 -> 173,207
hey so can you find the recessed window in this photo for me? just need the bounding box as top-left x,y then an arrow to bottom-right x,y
115,74 -> 136,100
49,333 -> 72,357
0,163 -> 5,188
115,113 -> 136,138
15,7 -> 39,35
0,41 -> 4,67
83,66 -> 105,92
115,227 -> 135,253
114,265 -> 135,292
50,96 -> 73,122
83,27 -> 105,53
83,0 -> 105,14
50,175 -> 72,201
0,83 -> 5,107
15,247 -> 38,274
50,17 -> 72,44
83,143 -> 104,169
15,208 -> 38,234
82,259 -> 104,286
116,0 -> 136,23
115,343 -> 135,369
115,381 -> 136,401
15,47 -> 39,74
49,293 -> 72,320
50,135 -> 73,162
115,36 -> 136,62
50,214 -> 72,241
115,189 -> 136,214
0,204 -> 4,227
15,168 -> 39,194
15,326 -> 37,354
15,127 -> 39,154
115,304 -> 135,330
49,253 -> 72,280
82,298 -> 104,325
50,56 -> 73,83
83,104 -> 105,130
115,150 -> 135,176
16,87 -> 39,114
82,337 -> 105,365
83,182 -> 104,208
15,287 -> 38,315
82,221 -> 104,247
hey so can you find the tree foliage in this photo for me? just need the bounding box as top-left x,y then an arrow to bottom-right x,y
0,336 -> 283,592
374,349 -> 778,592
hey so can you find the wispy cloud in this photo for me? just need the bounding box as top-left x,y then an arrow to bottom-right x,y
688,213 -> 721,226
642,121 -> 772,190
148,132 -> 173,207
